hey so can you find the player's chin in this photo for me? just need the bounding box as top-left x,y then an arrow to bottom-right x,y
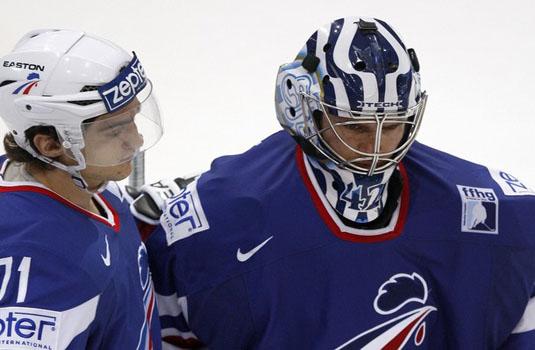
106,162 -> 133,181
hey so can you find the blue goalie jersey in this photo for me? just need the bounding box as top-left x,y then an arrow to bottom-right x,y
0,156 -> 161,350
147,131 -> 535,349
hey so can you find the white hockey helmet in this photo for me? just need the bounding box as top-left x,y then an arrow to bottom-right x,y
0,29 -> 163,185
275,17 -> 427,175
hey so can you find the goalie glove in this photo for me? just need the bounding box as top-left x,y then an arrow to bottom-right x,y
126,176 -> 197,225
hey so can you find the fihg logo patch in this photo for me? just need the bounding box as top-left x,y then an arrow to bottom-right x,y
457,185 -> 498,234
98,52 -> 147,113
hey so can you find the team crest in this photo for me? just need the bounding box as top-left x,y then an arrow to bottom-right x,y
12,72 -> 40,95
336,272 -> 437,349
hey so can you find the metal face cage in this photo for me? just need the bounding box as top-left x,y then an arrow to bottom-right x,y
301,91 -> 428,175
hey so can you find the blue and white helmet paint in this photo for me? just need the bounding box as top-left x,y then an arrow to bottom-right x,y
275,17 -> 427,175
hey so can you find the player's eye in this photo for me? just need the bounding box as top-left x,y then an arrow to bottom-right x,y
105,126 -> 122,137
382,123 -> 402,131
343,123 -> 362,131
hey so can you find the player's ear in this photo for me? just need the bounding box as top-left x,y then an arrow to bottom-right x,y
32,133 -> 64,158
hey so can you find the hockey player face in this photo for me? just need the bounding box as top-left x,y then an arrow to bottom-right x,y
79,100 -> 144,182
319,113 -> 406,169
82,99 -> 144,166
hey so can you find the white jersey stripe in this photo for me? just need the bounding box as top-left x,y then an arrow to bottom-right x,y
58,295 -> 100,349
512,296 -> 535,333
156,292 -> 181,317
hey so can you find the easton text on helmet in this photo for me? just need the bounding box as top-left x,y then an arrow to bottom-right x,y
3,61 -> 45,72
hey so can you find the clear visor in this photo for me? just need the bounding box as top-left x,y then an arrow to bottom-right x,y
302,92 -> 427,175
69,81 -> 163,167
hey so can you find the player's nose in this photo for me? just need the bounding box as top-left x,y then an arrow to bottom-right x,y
128,133 -> 144,150
121,125 -> 144,151
354,132 -> 377,154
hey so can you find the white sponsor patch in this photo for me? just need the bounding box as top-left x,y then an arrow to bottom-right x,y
98,53 -> 147,113
488,169 -> 535,196
457,185 -> 499,234
160,179 -> 210,246
0,306 -> 60,349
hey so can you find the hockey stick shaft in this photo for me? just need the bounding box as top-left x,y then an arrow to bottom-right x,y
129,152 -> 145,189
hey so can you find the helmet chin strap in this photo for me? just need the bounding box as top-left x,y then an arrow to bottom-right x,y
306,154 -> 396,224
68,172 -> 108,194
24,144 -> 108,194
42,157 -> 108,194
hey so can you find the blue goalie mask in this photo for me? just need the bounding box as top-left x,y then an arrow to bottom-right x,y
275,17 -> 427,175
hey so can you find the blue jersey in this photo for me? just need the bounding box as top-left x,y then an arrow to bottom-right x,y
0,156 -> 162,350
147,131 -> 535,349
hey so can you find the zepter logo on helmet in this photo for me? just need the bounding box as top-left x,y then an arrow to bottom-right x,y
275,17 -> 427,175
0,29 -> 163,185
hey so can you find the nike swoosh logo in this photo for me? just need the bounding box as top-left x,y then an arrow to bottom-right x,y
101,235 -> 111,267
237,236 -> 274,262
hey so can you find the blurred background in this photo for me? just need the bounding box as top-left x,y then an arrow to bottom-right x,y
1,0 -> 534,185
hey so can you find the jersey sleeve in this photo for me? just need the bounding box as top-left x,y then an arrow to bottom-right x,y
145,226 -> 203,349
145,172 -> 262,348
146,224 -> 258,349
0,243 -> 104,349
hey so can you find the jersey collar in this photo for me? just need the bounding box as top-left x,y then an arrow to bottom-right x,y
295,146 -> 409,243
0,159 -> 120,231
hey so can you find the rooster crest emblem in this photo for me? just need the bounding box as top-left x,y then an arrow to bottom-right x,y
336,272 -> 437,349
